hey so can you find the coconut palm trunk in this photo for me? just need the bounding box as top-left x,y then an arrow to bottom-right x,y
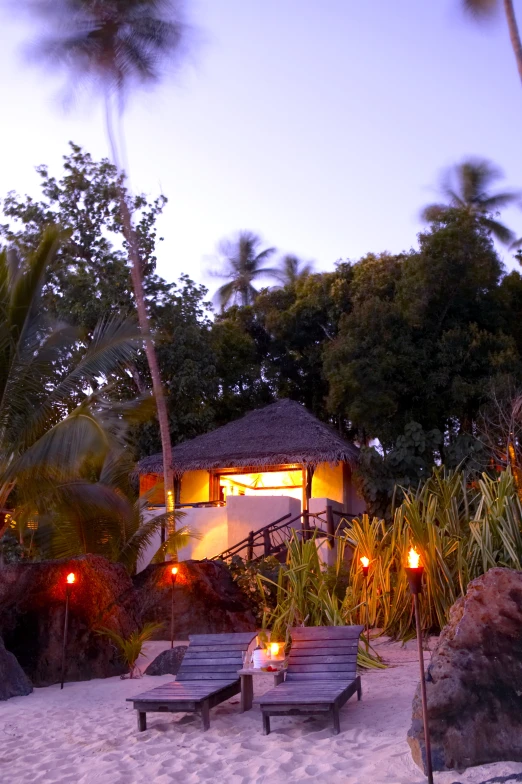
503,0 -> 522,85
106,102 -> 175,548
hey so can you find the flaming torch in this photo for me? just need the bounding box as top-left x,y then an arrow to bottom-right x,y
170,565 -> 179,649
360,556 -> 370,646
60,572 -> 76,690
406,548 -> 433,784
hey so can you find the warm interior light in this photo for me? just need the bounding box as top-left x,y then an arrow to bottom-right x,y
219,469 -> 303,502
408,548 -> 421,569
171,566 -> 179,576
66,572 -> 76,584
360,556 -> 370,568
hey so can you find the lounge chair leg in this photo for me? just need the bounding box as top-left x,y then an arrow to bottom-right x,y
137,711 -> 147,732
357,677 -> 362,701
262,713 -> 270,736
332,705 -> 341,735
201,700 -> 210,731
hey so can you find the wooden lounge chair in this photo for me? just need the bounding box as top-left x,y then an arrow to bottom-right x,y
256,625 -> 363,735
128,632 -> 256,731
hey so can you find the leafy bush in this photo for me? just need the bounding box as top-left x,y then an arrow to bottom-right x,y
228,554 -> 281,625
96,622 -> 164,678
345,467 -> 522,639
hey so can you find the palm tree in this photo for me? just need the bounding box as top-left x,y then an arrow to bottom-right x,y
24,0 -> 189,541
463,1 -> 522,87
274,255 -> 314,287
0,227 -> 144,542
213,231 -> 279,310
422,157 -> 521,244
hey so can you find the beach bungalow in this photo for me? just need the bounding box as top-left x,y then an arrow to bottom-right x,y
137,399 -> 364,565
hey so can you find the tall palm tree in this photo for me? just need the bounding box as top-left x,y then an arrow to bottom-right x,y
0,227 -> 144,541
463,1 -> 522,87
24,0 -> 189,540
213,231 -> 279,310
274,254 -> 314,287
422,157 -> 521,244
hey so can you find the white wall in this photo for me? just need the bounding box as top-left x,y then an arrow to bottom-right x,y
177,506 -> 228,560
226,495 -> 301,555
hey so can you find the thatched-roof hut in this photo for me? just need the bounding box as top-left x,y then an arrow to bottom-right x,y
138,399 -> 360,512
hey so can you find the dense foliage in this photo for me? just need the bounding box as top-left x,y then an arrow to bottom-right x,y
3,146 -> 522,519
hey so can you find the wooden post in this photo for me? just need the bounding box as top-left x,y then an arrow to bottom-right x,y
326,503 -> 334,548
247,531 -> 254,561
342,462 -> 351,513
302,511 -> 310,541
263,528 -> 271,557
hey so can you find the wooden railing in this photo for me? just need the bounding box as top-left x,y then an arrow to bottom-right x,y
210,508 -> 340,563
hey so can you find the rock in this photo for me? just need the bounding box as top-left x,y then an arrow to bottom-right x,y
134,560 -> 256,638
0,555 -> 139,686
145,646 -> 187,676
0,635 -> 32,700
407,567 -> 522,773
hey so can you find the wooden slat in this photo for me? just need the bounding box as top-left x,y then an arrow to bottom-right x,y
287,663 -> 357,672
290,626 -> 363,641
289,655 -> 357,665
179,664 -> 240,673
181,656 -> 242,666
127,679 -> 237,702
286,672 -> 356,681
176,671 -> 241,681
185,648 -> 245,657
189,644 -> 247,653
189,633 -> 256,646
291,641 -> 358,652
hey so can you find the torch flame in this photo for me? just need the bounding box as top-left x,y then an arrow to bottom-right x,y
408,548 -> 421,569
171,566 -> 179,576
270,642 -> 280,656
360,556 -> 370,568
66,572 -> 76,584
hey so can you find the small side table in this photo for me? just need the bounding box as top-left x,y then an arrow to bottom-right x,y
238,666 -> 287,712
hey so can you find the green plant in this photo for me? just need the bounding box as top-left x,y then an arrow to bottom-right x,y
228,555 -> 281,625
96,622 -> 164,678
258,534 -> 385,669
343,466 -> 522,640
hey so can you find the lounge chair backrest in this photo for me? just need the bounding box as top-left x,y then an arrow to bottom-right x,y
176,632 -> 256,682
285,625 -> 363,682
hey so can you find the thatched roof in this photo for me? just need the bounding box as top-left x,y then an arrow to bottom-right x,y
138,399 -> 359,476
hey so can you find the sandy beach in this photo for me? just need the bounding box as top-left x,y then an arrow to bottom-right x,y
1,638 -> 521,784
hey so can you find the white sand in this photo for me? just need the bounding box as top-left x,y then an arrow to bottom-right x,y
1,638 -> 521,784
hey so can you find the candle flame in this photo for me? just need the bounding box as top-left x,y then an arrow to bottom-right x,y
171,566 -> 179,576
270,642 -> 280,656
66,572 -> 76,584
408,548 -> 421,569
360,556 -> 370,568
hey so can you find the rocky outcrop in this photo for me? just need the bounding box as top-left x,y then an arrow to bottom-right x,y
0,635 -> 32,700
145,646 -> 187,676
0,555 -> 139,686
408,567 -> 522,773
134,560 -> 256,639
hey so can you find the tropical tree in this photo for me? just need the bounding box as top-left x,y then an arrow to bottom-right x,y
213,231 -> 279,310
463,0 -> 522,87
422,158 -> 520,244
0,227 -> 144,542
24,0 -> 190,542
274,254 -> 314,287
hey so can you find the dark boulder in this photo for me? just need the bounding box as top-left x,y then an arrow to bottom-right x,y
134,560 -> 256,638
0,635 -> 32,700
408,567 -> 522,773
0,555 -> 139,686
145,645 -> 187,676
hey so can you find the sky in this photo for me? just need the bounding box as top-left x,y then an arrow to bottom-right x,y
0,0 -> 522,294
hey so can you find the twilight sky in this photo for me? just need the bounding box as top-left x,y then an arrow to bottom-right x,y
1,0 -> 522,294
